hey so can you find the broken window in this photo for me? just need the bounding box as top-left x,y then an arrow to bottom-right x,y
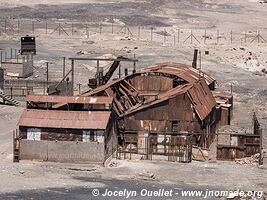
83,130 -> 105,142
27,128 -> 41,141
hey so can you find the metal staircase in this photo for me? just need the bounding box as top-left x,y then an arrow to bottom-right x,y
0,89 -> 19,106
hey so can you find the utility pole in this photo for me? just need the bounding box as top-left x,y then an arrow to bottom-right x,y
63,57 -> 66,78
133,54 -> 136,74
96,60 -> 100,85
46,62 -> 49,87
71,59 -> 74,95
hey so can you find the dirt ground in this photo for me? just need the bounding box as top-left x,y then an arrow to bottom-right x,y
0,0 -> 266,199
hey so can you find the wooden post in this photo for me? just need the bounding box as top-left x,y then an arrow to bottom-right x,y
46,62 -> 49,86
230,30 -> 233,44
72,23 -> 74,36
130,143 -> 132,160
4,20 -> 7,34
191,30 -> 193,44
10,87 -> 13,99
78,83 -> 81,94
86,24 -> 89,38
58,23 -> 61,36
99,22 -> 102,34
96,59 -> 99,85
43,81 -> 46,95
150,27 -> 153,41
217,30 -> 219,45
46,21 -> 48,34
177,29 -> 180,43
118,64 -> 121,78
63,57 -> 66,78
133,54 -> 136,74
138,26 -> 140,40
17,20 -> 20,35
245,30 -> 247,44
71,59 -> 74,95
32,21 -> 35,34
258,31 -> 260,45
111,20 -> 114,34
204,29 -> 207,44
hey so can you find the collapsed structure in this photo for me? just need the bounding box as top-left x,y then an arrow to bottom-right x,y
82,63 -> 232,149
16,62 -> 234,164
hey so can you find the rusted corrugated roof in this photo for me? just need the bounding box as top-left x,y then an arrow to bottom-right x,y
142,63 -> 215,86
212,91 -> 233,99
187,79 -> 217,121
212,91 -> 233,106
81,63 -> 215,97
81,78 -> 124,97
18,109 -> 111,129
125,84 -> 192,115
26,95 -> 113,104
125,79 -> 216,121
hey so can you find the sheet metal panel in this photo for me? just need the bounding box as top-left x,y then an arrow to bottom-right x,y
18,109 -> 111,129
187,79 -> 216,121
142,63 -> 215,86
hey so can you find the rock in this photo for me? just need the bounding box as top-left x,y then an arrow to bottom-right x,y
19,170 -> 25,174
138,170 -> 156,180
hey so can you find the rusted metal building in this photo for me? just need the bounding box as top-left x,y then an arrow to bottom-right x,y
121,79 -> 217,150
16,62 -> 234,163
212,91 -> 233,126
81,63 -> 232,152
217,113 -> 263,162
16,95 -> 117,164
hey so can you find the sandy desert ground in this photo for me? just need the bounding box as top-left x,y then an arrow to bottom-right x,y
0,0 -> 266,199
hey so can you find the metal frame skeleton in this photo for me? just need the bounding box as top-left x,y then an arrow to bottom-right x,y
68,57 -> 138,89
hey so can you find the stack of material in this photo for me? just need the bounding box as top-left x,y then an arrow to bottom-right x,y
235,153 -> 260,165
192,146 -> 209,161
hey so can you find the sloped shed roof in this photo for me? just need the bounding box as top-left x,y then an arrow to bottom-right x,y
18,110 -> 111,130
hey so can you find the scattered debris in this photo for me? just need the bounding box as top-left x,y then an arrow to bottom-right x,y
109,161 -> 119,168
235,153 -> 260,165
138,170 -> 156,180
192,146 -> 210,161
67,167 -> 96,172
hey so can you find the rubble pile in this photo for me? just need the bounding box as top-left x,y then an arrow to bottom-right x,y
235,153 -> 260,165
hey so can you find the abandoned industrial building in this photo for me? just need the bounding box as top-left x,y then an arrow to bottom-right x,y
14,61 -> 236,164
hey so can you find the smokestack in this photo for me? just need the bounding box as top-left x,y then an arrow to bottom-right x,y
192,49 -> 198,69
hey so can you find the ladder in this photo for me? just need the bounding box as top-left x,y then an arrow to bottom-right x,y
0,89 -> 19,106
